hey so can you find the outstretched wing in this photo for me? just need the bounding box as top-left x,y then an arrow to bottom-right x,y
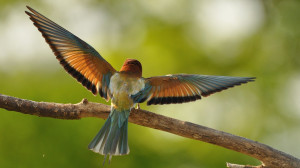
132,74 -> 255,105
25,6 -> 116,101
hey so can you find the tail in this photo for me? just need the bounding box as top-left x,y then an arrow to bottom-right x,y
88,107 -> 130,162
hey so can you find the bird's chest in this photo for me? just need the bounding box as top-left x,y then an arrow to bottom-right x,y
109,73 -> 144,109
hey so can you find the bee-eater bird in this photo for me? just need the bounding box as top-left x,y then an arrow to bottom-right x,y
26,6 -> 255,162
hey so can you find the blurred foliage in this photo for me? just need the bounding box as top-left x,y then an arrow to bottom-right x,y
0,0 -> 300,167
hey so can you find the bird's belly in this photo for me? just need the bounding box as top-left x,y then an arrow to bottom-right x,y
109,73 -> 145,110
112,92 -> 133,110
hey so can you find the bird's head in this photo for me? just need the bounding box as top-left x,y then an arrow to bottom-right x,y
120,59 -> 142,77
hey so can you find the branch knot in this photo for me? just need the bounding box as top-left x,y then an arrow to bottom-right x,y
80,98 -> 89,105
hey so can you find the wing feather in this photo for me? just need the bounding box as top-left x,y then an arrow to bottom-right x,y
26,6 -> 116,100
131,74 -> 255,105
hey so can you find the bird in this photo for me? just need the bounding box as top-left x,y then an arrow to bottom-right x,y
25,6 -> 255,163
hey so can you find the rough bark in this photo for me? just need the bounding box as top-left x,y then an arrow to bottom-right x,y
0,94 -> 299,168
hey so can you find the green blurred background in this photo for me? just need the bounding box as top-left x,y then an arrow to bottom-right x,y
0,0 -> 299,167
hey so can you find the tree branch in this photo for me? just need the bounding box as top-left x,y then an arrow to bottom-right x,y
226,163 -> 264,168
0,94 -> 299,168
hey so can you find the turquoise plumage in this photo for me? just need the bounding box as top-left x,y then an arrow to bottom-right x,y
88,107 -> 130,163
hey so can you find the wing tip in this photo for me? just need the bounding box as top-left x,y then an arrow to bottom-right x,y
26,5 -> 31,10
25,10 -> 31,16
201,76 -> 256,97
248,77 -> 256,82
25,6 -> 36,16
243,77 -> 256,82
26,5 -> 39,14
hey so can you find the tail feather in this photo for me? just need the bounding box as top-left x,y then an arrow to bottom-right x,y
88,116 -> 111,153
88,108 -> 130,161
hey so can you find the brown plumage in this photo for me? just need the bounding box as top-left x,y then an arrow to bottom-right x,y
119,59 -> 142,78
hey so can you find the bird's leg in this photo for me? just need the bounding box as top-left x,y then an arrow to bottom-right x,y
136,103 -> 140,109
